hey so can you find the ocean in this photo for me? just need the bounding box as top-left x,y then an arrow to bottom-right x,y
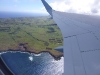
0,11 -> 48,18
1,51 -> 63,75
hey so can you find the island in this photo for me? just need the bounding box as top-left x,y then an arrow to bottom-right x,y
0,16 -> 63,60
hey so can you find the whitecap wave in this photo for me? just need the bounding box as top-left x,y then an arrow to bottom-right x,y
29,56 -> 33,61
34,53 -> 41,56
0,51 -> 7,55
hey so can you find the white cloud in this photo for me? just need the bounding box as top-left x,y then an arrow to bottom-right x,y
49,0 -> 100,15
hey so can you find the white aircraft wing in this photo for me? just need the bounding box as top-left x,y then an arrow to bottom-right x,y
41,0 -> 100,75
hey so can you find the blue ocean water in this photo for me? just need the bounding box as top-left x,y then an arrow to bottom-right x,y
1,52 -> 63,75
0,12 -> 48,18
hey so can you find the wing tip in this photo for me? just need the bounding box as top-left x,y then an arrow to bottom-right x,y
41,0 -> 53,17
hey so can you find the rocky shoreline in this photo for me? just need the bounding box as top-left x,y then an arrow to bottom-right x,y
0,49 -> 63,60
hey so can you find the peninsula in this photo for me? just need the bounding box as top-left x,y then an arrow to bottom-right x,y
0,16 -> 63,59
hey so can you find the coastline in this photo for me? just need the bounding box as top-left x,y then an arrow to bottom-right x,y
0,49 -> 63,60
0,17 -> 63,60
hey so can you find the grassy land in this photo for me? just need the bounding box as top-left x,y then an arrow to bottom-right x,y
0,16 -> 63,57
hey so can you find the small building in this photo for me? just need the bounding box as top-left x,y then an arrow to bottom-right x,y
49,38 -> 55,42
57,40 -> 62,43
46,47 -> 52,50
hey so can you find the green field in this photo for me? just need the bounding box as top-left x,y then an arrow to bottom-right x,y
0,16 -> 63,57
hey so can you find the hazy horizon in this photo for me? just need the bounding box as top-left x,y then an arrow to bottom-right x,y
0,11 -> 49,18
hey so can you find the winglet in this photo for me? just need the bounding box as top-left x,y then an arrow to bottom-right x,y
41,0 -> 53,17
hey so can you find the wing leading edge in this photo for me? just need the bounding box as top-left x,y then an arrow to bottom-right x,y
41,0 -> 53,17
41,0 -> 100,75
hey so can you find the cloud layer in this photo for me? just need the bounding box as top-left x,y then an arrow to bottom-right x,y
49,0 -> 100,15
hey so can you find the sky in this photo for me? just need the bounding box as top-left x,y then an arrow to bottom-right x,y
0,0 -> 100,15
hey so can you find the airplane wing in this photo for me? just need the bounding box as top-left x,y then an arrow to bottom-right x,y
41,0 -> 100,75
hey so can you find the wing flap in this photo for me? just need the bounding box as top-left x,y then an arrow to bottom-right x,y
64,37 -> 86,75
